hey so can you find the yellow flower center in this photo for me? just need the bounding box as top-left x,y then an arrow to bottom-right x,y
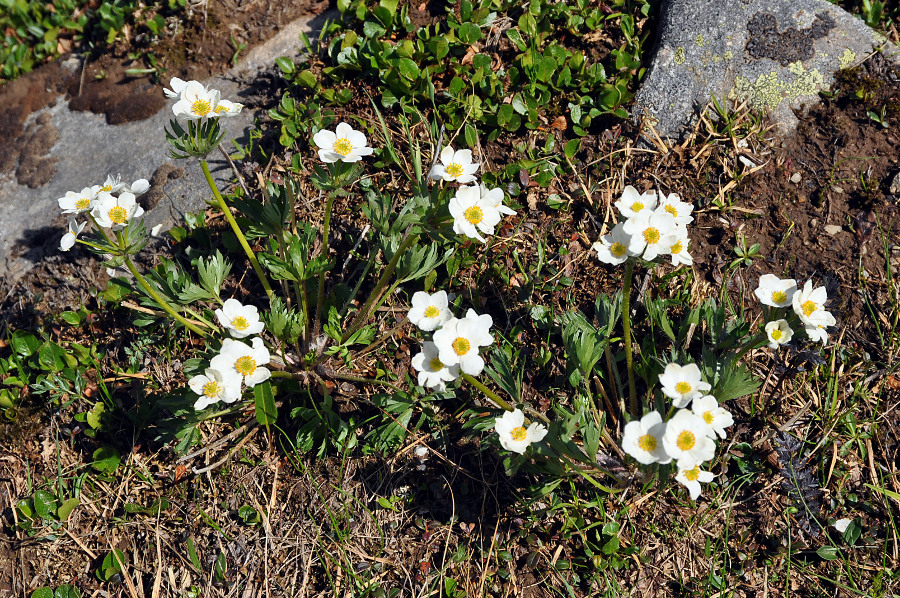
231,316 -> 250,331
671,240 -> 683,254
771,290 -> 787,304
235,355 -> 257,376
610,242 -> 627,257
676,430 -> 696,451
675,381 -> 692,395
214,105 -> 228,114
192,99 -> 211,116
801,300 -> 817,317
108,206 -> 128,224
638,433 -> 657,452
429,357 -> 444,371
451,337 -> 471,356
665,204 -> 678,217
99,184 -> 112,192
771,329 -> 783,340
643,227 -> 660,244
202,380 -> 221,398
510,426 -> 528,441
445,162 -> 464,178
423,306 -> 440,318
630,201 -> 644,212
75,198 -> 90,210
333,138 -> 353,156
703,411 -> 714,425
464,206 -> 483,225
683,466 -> 700,481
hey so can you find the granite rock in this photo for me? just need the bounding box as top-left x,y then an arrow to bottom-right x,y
0,10 -> 337,288
634,0 -> 900,141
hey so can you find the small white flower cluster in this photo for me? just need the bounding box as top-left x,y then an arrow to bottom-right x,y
754,275 -> 836,346
621,363 -> 734,500
189,299 -> 270,410
165,78 -> 244,120
593,185 -> 694,266
56,174 -> 150,251
408,290 -> 494,391
429,145 -> 516,244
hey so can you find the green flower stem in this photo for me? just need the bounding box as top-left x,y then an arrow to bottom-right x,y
122,256 -> 207,337
341,229 -> 419,344
311,192 -> 337,350
622,259 -> 638,417
200,159 -> 275,303
461,373 -> 515,413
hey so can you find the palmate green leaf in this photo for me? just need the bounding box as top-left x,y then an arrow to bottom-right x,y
196,250 -> 232,299
484,345 -> 522,403
561,311 -> 607,387
264,297 -> 304,345
395,242 -> 454,284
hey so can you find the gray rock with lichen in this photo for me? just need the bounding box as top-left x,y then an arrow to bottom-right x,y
633,0 -> 900,141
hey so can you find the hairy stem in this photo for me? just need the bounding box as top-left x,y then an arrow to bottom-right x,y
341,227 -> 418,344
200,159 -> 274,303
311,192 -> 337,351
123,256 -> 207,337
622,259 -> 638,417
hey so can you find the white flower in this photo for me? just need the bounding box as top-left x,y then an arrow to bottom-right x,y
125,179 -> 150,195
658,362 -> 711,408
614,185 -> 658,218
621,411 -> 671,465
91,191 -> 145,230
592,222 -> 635,265
91,174 -> 128,195
189,367 -> 243,410
833,518 -> 852,533
494,408 -> 547,454
215,298 -> 265,338
622,209 -> 678,261
668,226 -> 693,266
58,187 -> 96,214
210,338 -> 271,388
171,81 -> 221,120
792,279 -> 830,326
432,308 -> 493,376
754,274 -> 797,308
656,192 -> 694,226
59,219 -> 86,251
312,121 -> 373,163
449,184 -> 515,243
662,409 -> 716,469
765,319 -> 793,349
675,464 -> 715,500
429,146 -> 479,183
163,77 -> 189,99
691,395 -> 734,439
804,310 -> 836,344
411,341 -> 459,391
213,99 -> 244,117
408,290 -> 453,331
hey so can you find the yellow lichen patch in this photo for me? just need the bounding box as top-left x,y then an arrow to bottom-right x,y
724,50 -> 733,61
695,33 -> 705,47
839,49 -> 856,69
674,47 -> 686,65
732,65 -> 825,112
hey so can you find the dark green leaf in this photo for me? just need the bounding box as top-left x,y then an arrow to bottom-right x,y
33,491 -> 58,520
275,56 -> 294,74
91,446 -> 121,473
254,381 -> 277,428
